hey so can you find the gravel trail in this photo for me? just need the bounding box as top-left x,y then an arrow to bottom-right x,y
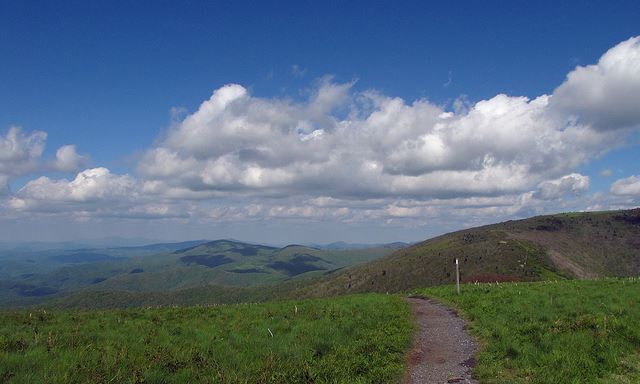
403,297 -> 478,384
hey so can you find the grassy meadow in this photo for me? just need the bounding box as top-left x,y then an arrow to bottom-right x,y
418,278 -> 640,383
3,268 -> 640,383
0,294 -> 413,383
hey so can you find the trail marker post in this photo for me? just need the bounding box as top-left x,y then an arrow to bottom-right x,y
455,258 -> 460,295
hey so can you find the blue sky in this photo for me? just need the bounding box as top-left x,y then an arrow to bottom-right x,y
1,1 -> 639,244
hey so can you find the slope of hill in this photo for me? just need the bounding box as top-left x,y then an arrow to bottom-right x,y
294,209 -> 640,297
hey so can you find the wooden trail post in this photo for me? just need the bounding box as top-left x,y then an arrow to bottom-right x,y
455,258 -> 460,295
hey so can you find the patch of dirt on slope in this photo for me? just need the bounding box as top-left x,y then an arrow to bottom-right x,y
547,249 -> 597,279
506,231 -> 597,279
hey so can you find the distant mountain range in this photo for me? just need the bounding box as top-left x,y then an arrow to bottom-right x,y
309,241 -> 411,250
0,238 -> 409,252
0,239 -> 404,308
3,208 -> 639,309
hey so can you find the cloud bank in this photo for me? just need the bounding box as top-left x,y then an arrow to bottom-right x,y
135,38 -> 640,205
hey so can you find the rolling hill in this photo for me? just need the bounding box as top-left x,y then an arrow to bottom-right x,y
0,240 -> 403,308
293,208 -> 640,298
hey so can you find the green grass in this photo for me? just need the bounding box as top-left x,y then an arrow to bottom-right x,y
417,278 -> 640,383
0,294 -> 413,383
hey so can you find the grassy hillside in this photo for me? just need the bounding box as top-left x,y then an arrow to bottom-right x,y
418,278 -> 640,383
43,279 -> 311,309
0,294 -> 412,383
295,209 -> 640,297
5,279 -> 639,383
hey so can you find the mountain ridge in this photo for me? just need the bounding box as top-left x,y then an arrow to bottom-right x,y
291,208 -> 640,298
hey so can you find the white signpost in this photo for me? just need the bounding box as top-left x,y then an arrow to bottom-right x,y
456,258 -> 460,295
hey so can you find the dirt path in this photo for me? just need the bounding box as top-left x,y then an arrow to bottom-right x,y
403,297 -> 478,384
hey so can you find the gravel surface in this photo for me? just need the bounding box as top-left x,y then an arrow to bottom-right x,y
403,297 -> 478,384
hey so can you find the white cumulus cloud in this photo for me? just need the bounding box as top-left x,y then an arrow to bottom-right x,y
137,65 -> 630,201
51,145 -> 88,172
0,127 -> 46,184
534,173 -> 590,200
552,36 -> 640,130
610,175 -> 640,196
9,168 -> 137,211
